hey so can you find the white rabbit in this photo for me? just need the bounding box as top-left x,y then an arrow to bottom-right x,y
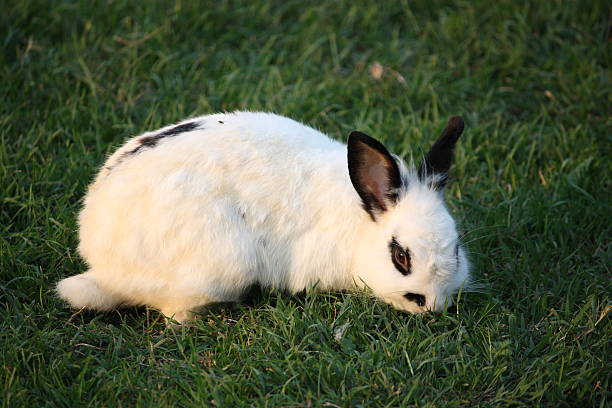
57,112 -> 470,323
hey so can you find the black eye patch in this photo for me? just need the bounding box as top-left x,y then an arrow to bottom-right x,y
389,237 -> 411,276
404,292 -> 426,307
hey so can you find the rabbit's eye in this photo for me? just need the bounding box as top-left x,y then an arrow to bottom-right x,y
390,239 -> 411,276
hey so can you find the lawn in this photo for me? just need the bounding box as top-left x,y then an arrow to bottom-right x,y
1,0 -> 610,406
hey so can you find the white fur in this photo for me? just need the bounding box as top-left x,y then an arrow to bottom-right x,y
57,112 -> 470,322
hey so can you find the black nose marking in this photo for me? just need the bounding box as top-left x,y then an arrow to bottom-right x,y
403,292 -> 426,307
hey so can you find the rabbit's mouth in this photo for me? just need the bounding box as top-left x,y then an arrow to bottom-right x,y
384,294 -> 453,314
384,296 -> 428,314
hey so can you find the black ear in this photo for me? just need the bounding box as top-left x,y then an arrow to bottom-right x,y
347,131 -> 402,221
418,116 -> 465,190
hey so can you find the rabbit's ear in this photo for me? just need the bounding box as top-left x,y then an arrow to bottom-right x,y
418,116 -> 464,190
348,131 -> 402,221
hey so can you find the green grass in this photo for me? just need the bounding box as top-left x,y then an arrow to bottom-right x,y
1,0 -> 610,406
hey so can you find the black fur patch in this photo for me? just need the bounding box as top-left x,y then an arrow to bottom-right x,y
128,121 -> 201,155
105,121 -> 202,173
389,236 -> 411,276
418,116 -> 464,190
404,292 -> 426,307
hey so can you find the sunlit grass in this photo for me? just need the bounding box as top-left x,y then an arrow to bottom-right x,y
1,0 -> 609,406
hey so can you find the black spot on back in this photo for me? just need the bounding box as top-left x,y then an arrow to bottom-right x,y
159,121 -> 200,137
128,121 -> 201,155
109,121 -> 203,172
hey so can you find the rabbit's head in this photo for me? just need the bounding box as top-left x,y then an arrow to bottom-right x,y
348,116 -> 469,313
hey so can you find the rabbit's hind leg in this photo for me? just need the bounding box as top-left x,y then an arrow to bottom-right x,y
159,295 -> 216,326
155,202 -> 259,326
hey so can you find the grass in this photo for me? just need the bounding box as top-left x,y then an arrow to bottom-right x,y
1,0 -> 610,406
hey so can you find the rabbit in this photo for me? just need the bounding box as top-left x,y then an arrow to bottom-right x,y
57,111 -> 470,323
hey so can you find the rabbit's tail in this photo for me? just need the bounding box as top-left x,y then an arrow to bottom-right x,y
56,272 -> 122,311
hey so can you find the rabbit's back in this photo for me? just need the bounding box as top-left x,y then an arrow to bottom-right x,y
90,111 -> 353,241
